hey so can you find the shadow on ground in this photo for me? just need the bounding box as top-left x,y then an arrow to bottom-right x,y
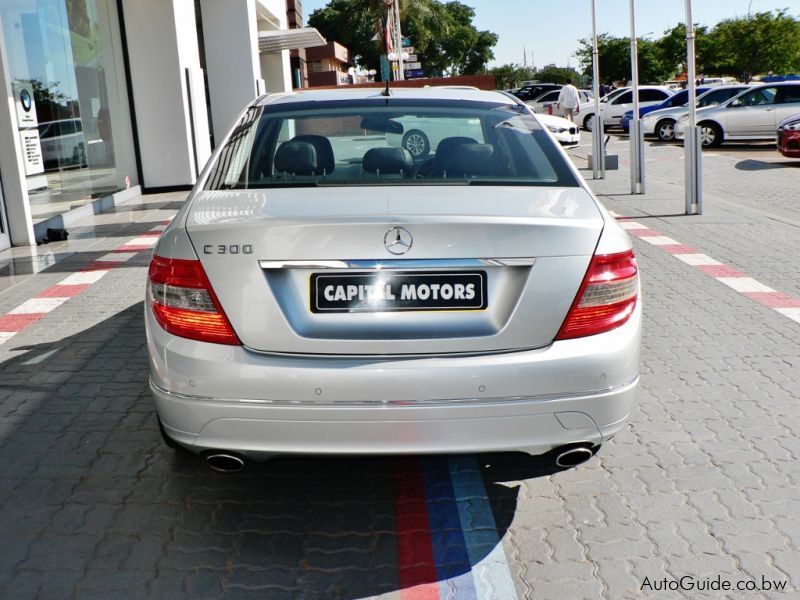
0,302 -> 565,598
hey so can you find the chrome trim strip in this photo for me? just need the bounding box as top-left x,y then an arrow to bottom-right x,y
259,258 -> 536,269
150,376 -> 637,408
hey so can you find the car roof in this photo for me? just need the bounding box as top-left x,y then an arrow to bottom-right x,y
255,87 -> 519,108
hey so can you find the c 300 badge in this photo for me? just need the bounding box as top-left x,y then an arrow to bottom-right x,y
203,244 -> 254,255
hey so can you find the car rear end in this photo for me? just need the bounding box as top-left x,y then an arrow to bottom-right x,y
145,89 -> 640,462
778,114 -> 800,158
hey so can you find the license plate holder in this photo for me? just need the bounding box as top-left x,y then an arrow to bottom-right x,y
311,271 -> 487,313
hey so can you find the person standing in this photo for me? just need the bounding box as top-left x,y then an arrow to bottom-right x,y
557,79 -> 581,122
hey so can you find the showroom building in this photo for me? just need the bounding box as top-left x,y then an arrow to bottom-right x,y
0,0 -> 324,250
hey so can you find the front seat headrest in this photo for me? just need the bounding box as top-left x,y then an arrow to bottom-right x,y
274,141 -> 319,175
362,147 -> 415,175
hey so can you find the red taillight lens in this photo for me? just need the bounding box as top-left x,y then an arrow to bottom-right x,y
148,256 -> 240,345
555,249 -> 639,340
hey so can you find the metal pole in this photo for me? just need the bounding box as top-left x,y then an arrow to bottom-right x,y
684,0 -> 702,214
629,0 -> 644,194
591,0 -> 604,179
394,0 -> 405,81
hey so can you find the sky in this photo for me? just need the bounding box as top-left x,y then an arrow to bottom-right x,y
300,0 -> 800,69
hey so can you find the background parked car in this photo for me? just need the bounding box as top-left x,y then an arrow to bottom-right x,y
778,113 -> 800,158
38,118 -> 87,171
620,87 -> 713,132
639,85 -> 752,141
675,82 -> 800,147
388,115 -> 484,159
579,86 -> 673,131
527,89 -> 593,116
536,113 -> 581,146
511,83 -> 562,103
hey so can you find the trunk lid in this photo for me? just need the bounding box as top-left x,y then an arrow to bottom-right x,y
185,185 -> 604,355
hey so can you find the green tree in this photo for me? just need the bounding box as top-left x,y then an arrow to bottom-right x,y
308,0 -> 497,78
576,34 -> 672,84
655,24 -> 712,78
536,66 -> 581,85
708,10 -> 800,81
489,63 -> 536,89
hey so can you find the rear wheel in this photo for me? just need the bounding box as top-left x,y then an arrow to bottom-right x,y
655,119 -> 676,142
583,114 -> 594,132
402,130 -> 430,158
698,122 -> 723,148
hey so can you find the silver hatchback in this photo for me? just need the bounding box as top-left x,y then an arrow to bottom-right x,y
146,88 -> 641,469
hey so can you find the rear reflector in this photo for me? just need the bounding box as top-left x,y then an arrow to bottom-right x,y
555,249 -> 638,340
148,256 -> 240,345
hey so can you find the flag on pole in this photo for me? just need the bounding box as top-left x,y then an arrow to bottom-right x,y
385,6 -> 394,55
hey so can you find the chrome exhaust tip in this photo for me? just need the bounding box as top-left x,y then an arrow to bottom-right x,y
205,453 -> 245,473
555,446 -> 594,469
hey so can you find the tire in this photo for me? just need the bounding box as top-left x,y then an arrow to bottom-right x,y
401,130 -> 430,158
583,114 -> 594,132
655,119 -> 676,142
698,122 -> 723,148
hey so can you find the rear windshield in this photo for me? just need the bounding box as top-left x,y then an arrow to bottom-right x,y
204,101 -> 578,190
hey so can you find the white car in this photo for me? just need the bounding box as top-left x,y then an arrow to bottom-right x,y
641,85 -> 752,141
537,113 -> 581,146
38,118 -> 87,170
675,82 -> 800,147
527,89 -> 593,117
388,115 -> 483,159
579,86 -> 674,131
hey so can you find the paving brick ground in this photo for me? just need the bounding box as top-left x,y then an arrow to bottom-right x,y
0,138 -> 798,599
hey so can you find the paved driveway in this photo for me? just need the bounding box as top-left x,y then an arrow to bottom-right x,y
1,138 -> 799,598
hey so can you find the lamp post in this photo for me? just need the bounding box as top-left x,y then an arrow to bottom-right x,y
590,0 -> 604,179
684,0 -> 702,214
629,0 -> 645,194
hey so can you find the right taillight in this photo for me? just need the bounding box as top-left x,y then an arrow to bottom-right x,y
148,256 -> 240,345
555,249 -> 639,340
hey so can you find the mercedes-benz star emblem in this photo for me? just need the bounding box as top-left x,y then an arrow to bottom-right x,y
383,227 -> 413,255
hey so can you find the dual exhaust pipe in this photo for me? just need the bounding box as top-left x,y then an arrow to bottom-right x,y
202,445 -> 596,473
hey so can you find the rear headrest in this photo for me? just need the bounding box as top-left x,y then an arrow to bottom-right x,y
362,147 -> 414,175
290,134 -> 335,174
274,141 -> 319,175
438,143 -> 497,178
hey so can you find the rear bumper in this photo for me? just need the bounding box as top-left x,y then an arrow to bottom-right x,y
153,378 -> 637,459
779,131 -> 800,157
147,302 -> 641,458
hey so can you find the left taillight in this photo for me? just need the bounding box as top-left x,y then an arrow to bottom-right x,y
147,256 -> 240,345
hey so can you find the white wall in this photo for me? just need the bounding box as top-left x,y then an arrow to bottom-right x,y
121,0 -> 201,187
199,0 -> 260,143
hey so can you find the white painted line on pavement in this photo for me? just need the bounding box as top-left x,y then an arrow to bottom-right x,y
97,252 -> 137,262
640,235 -> 680,246
619,222 -> 650,230
21,348 -> 60,365
716,277 -> 775,293
0,332 -> 17,346
10,297 -> 70,314
124,237 -> 158,247
60,270 -> 109,285
775,308 -> 800,324
675,254 -> 722,266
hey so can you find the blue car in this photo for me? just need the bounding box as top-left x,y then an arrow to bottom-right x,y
621,87 -> 711,132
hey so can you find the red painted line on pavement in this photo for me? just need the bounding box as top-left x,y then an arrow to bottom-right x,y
744,292 -> 800,309
0,313 -> 45,332
661,244 -> 699,255
394,459 -> 440,600
81,261 -> 125,271
696,264 -> 746,278
37,284 -> 90,299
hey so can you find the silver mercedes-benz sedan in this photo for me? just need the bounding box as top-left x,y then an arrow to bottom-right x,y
146,88 -> 641,471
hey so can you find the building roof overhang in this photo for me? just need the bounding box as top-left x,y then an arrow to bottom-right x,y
259,28 -> 327,53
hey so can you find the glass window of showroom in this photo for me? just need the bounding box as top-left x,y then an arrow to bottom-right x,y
1,0 -> 135,223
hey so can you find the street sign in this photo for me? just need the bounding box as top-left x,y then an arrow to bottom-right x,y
406,54 -> 417,62
403,46 -> 415,55
405,69 -> 426,79
404,62 -> 422,70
